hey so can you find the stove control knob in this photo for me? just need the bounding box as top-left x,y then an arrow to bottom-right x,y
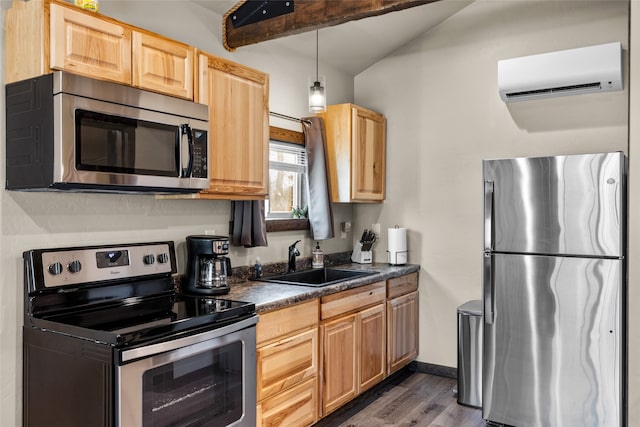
157,253 -> 169,264
48,262 -> 63,276
68,260 -> 82,274
143,254 -> 155,265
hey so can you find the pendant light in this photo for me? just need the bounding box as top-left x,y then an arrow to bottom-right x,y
308,29 -> 326,113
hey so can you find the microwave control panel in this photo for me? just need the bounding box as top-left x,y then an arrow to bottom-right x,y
191,129 -> 208,179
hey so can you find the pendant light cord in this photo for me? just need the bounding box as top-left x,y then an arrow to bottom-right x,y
316,29 -> 319,81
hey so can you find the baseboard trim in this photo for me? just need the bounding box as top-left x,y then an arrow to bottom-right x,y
410,360 -> 457,379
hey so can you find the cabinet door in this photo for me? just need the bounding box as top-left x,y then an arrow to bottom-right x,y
387,291 -> 419,374
132,31 -> 193,99
351,106 -> 386,201
321,314 -> 357,416
257,377 -> 317,427
359,303 -> 386,392
50,3 -> 131,84
257,328 -> 318,402
198,54 -> 269,197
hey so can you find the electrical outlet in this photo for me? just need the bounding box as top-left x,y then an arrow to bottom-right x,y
204,229 -> 216,235
341,221 -> 352,233
372,223 -> 381,235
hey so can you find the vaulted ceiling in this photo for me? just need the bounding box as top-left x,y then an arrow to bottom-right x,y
193,0 -> 472,75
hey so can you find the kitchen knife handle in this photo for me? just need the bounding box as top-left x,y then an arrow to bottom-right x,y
483,252 -> 494,324
484,181 -> 494,251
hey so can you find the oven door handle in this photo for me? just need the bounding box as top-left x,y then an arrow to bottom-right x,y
120,315 -> 258,363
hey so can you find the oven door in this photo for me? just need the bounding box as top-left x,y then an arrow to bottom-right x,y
117,316 -> 257,427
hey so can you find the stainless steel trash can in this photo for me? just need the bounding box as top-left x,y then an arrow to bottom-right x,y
457,300 -> 482,408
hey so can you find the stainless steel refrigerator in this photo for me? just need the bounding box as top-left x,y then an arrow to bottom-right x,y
482,152 -> 625,427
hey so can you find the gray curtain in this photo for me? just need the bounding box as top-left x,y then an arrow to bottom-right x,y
229,200 -> 268,247
302,116 -> 335,240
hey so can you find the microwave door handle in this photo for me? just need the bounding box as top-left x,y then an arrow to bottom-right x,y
181,124 -> 194,178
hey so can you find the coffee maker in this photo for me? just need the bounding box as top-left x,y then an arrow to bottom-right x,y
184,235 -> 232,295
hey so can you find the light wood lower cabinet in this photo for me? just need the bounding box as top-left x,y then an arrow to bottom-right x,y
321,313 -> 358,415
320,282 -> 386,417
359,303 -> 386,392
387,274 -> 419,375
257,328 -> 318,401
257,377 -> 318,427
256,299 -> 319,427
258,273 -> 419,426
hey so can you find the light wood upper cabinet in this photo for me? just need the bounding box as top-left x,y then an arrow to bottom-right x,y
132,32 -> 193,99
196,53 -> 269,199
318,103 -> 386,203
49,2 -> 132,85
6,1 -> 193,100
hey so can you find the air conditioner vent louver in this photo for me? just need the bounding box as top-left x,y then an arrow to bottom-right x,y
505,82 -> 602,100
498,42 -> 622,102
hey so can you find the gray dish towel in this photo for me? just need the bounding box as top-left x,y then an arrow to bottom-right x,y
302,116 -> 335,240
230,200 -> 268,247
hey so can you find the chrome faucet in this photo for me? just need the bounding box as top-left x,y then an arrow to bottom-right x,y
288,240 -> 301,272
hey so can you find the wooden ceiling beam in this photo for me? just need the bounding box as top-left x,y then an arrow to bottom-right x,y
223,0 -> 441,51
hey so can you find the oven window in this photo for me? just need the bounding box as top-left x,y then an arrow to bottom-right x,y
75,110 -> 179,176
141,341 -> 243,427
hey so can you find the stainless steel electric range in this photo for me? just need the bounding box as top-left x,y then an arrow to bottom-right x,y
22,241 -> 257,427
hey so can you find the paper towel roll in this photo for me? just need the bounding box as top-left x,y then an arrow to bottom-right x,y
388,226 -> 407,265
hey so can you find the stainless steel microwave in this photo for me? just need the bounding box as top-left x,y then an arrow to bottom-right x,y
6,71 -> 209,193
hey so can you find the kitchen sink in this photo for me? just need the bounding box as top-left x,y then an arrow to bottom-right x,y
259,268 -> 376,287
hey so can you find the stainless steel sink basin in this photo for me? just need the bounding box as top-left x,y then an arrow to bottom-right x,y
259,268 -> 376,287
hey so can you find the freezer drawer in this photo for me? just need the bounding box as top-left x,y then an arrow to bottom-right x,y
483,152 -> 624,257
483,253 -> 623,427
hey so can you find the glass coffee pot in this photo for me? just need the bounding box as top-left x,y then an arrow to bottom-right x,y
184,235 -> 232,295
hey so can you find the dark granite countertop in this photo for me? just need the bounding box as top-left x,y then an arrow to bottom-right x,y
225,263 -> 420,313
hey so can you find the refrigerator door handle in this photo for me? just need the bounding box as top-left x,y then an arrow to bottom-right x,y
483,252 -> 494,324
484,181 -> 494,251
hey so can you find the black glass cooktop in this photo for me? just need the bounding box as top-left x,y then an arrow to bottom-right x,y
28,293 -> 256,347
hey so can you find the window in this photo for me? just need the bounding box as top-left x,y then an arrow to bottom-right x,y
266,140 -> 308,219
265,125 -> 309,232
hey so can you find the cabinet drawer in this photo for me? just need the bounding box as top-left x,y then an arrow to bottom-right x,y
321,282 -> 385,320
257,328 -> 318,401
257,377 -> 318,427
387,272 -> 418,299
257,299 -> 319,346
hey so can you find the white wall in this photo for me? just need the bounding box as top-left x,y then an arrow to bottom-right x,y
0,2 -> 355,425
354,0 -> 629,370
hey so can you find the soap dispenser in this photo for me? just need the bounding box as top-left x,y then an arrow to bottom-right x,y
312,242 -> 324,269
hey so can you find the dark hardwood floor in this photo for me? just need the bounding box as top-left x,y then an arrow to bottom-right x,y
313,368 -> 486,427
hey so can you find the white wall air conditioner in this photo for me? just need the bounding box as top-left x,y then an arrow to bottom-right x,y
498,42 -> 622,102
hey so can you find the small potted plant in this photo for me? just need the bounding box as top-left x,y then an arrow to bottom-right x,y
291,206 -> 309,219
